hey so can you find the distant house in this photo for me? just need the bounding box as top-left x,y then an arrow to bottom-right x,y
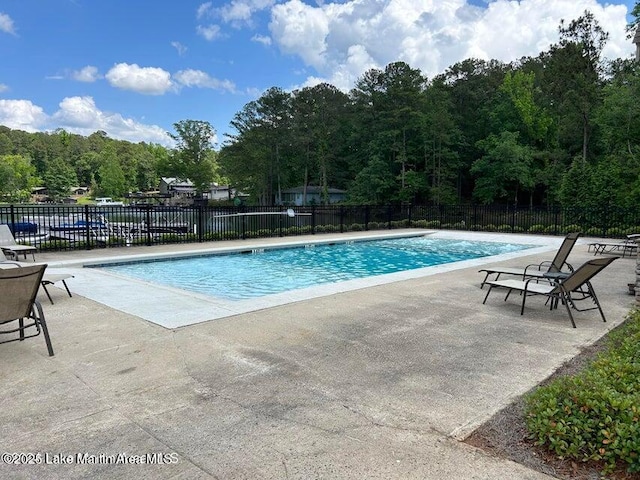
159,177 -> 196,199
159,178 -> 246,204
281,186 -> 347,206
71,186 -> 89,196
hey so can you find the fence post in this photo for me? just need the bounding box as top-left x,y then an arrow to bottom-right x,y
407,204 -> 412,227
84,205 -> 92,250
145,206 -> 152,246
364,205 -> 370,231
511,204 -> 516,233
339,205 -> 345,233
9,204 -> 15,234
387,205 -> 392,229
311,205 -> 316,234
198,204 -> 204,242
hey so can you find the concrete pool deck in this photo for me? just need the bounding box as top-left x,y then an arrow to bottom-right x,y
0,230 -> 636,479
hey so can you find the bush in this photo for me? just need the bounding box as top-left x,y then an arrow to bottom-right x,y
525,310 -> 640,475
411,220 -> 427,229
497,224 -> 512,232
349,223 -> 364,231
605,227 -> 626,238
561,224 -> 582,234
528,224 -> 546,233
368,221 -> 381,229
323,224 -> 339,233
585,227 -> 603,236
425,220 -> 441,228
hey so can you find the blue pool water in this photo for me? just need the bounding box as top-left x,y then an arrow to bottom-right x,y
97,237 -> 533,300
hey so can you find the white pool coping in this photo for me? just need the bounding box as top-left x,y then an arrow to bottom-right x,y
48,230 -> 570,329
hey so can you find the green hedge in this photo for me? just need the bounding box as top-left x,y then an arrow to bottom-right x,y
525,310 -> 640,474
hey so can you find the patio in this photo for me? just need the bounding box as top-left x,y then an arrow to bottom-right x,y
0,231 -> 635,479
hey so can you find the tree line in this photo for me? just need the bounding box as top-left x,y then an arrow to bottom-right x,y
1,10 -> 639,208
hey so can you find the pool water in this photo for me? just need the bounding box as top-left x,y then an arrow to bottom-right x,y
98,237 -> 532,300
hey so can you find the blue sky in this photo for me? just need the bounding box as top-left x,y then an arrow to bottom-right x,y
0,0 -> 636,148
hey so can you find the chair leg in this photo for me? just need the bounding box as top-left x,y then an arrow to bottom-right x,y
61,280 -> 72,298
560,293 -> 577,328
41,282 -> 55,305
33,301 -> 54,356
482,285 -> 494,304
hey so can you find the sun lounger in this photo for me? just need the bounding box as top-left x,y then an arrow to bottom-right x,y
41,273 -> 74,304
482,256 -> 616,328
479,232 -> 580,288
0,263 -> 54,356
1,250 -> 74,304
588,234 -> 639,258
0,224 -> 37,261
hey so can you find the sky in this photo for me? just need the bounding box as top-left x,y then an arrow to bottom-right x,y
0,0 -> 637,148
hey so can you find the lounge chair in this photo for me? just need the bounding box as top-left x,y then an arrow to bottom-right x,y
0,264 -> 54,356
482,256 -> 616,328
588,234 -> 639,258
0,224 -> 37,261
41,273 -> 74,304
479,232 -> 580,288
1,251 -> 74,304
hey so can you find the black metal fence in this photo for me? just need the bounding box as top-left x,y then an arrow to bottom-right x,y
1,204 -> 638,252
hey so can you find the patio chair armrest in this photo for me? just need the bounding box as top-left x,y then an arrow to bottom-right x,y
524,262 -> 546,274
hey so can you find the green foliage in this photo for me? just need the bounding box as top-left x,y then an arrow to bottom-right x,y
169,120 -> 218,196
44,157 -> 78,202
97,145 -> 126,198
472,131 -> 535,204
528,224 -> 546,233
0,154 -> 39,202
525,310 -> 640,474
348,223 -> 364,231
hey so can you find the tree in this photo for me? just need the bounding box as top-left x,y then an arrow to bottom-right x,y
0,154 -> 39,202
43,157 -> 78,202
169,120 -> 217,195
97,145 -> 126,198
547,11 -> 609,161
471,132 -> 535,204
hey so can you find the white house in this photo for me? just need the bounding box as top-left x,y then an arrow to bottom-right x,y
281,186 -> 347,206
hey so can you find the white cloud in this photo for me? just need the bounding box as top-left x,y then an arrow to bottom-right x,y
0,100 -> 47,132
270,0 -> 330,68
0,12 -> 16,35
173,69 -> 237,93
171,41 -> 188,55
197,24 -> 222,41
0,83 -> 8,93
51,96 -> 173,145
251,34 -> 272,46
218,0 -> 275,25
197,2 -> 213,19
0,96 -> 172,145
105,63 -> 173,95
269,0 -> 635,91
71,65 -> 100,82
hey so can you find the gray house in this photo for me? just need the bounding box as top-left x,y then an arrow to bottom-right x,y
281,186 -> 347,206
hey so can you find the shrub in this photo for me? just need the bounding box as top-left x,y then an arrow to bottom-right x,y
425,220 -> 441,228
625,226 -> 640,236
544,225 -> 558,234
605,227 -> 626,238
349,223 -> 364,231
585,227 -> 602,236
528,224 -> 546,233
368,221 -> 381,229
411,220 -> 427,229
451,221 -> 467,230
323,224 -> 339,233
497,224 -> 512,232
561,224 -> 582,234
525,310 -> 640,475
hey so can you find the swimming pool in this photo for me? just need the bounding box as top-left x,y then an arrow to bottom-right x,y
95,236 -> 534,301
